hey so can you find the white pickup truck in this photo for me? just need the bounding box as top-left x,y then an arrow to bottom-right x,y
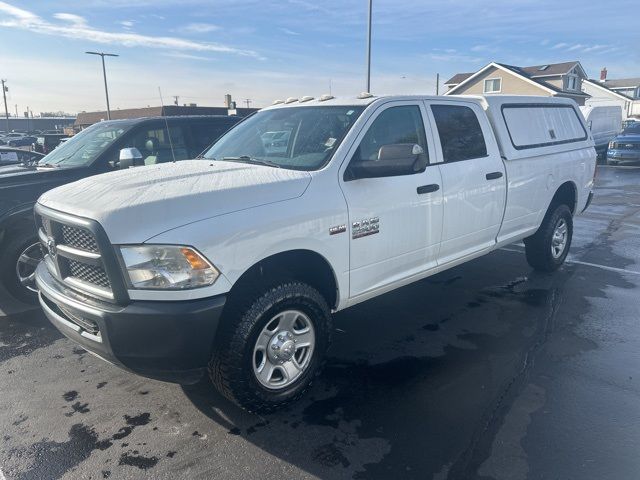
34,94 -> 596,411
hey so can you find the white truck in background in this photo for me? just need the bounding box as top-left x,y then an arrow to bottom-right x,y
580,105 -> 623,155
34,94 -> 596,412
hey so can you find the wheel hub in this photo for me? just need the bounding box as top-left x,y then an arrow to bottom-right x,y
268,331 -> 296,363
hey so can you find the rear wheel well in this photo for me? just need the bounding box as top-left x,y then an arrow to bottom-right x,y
550,181 -> 577,215
226,250 -> 339,311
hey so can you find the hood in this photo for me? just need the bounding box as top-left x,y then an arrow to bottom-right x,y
615,133 -> 640,143
38,160 -> 312,243
0,164 -> 83,219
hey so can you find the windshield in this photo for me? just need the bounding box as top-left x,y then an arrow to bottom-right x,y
622,124 -> 640,135
39,122 -> 133,167
204,106 -> 365,171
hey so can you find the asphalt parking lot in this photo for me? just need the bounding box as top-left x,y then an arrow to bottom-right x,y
1,165 -> 639,480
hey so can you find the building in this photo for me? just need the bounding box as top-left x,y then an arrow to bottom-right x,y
1,116 -> 76,133
74,105 -> 258,130
444,61 -> 590,105
582,68 -> 640,119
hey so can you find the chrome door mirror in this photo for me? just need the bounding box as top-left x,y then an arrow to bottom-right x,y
118,147 -> 143,168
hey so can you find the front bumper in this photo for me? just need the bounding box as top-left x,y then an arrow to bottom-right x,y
35,262 -> 226,384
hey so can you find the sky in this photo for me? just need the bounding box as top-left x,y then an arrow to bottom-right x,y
0,0 -> 638,114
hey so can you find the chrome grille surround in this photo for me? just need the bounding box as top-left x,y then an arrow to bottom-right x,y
34,205 -> 123,303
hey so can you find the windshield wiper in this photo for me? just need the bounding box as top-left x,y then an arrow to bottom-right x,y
220,156 -> 281,169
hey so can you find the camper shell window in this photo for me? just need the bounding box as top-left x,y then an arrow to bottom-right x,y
501,104 -> 588,150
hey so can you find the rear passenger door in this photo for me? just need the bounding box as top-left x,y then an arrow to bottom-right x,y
426,101 -> 506,264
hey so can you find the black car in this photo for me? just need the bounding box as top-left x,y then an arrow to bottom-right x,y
7,136 -> 38,148
0,115 -> 242,303
0,147 -> 44,166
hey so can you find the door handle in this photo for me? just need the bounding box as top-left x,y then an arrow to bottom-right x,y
417,184 -> 440,194
485,171 -> 503,180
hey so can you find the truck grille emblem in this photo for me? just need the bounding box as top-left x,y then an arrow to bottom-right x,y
46,238 -> 57,258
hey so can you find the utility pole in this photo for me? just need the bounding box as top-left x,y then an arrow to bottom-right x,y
1,79 -> 9,132
14,104 -> 18,117
85,51 -> 119,120
365,0 -> 373,93
173,95 -> 179,106
244,99 -> 252,108
436,73 -> 440,95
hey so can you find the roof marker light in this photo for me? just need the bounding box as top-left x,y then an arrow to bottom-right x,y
357,92 -> 374,99
318,94 -> 335,102
272,99 -> 284,105
299,96 -> 315,102
284,97 -> 298,104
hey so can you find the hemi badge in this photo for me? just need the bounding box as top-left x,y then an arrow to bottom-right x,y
329,225 -> 347,235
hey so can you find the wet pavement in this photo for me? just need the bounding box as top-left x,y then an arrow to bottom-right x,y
1,165 -> 639,480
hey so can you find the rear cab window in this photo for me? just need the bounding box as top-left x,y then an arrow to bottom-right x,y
430,104 -> 488,162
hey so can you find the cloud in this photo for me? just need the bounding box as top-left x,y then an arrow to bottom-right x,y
120,20 -> 134,29
280,28 -> 300,36
181,22 -> 220,34
552,42 -> 568,50
0,1 -> 257,57
163,52 -> 212,61
53,13 -> 88,26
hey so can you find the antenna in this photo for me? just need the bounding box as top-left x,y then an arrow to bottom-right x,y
158,87 -> 176,163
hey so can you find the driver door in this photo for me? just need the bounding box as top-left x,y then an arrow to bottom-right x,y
340,101 -> 443,300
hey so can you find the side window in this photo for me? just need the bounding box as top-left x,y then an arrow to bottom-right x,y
189,121 -> 234,157
431,105 -> 488,163
352,105 -> 428,167
121,124 -> 189,167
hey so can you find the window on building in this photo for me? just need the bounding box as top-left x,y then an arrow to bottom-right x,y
566,75 -> 578,91
483,78 -> 502,94
431,104 -> 488,162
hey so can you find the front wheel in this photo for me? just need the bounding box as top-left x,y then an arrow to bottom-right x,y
524,204 -> 573,272
209,281 -> 332,412
0,230 -> 43,304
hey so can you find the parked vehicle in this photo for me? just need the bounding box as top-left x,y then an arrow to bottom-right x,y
0,115 -> 241,303
579,105 -> 622,155
622,118 -> 639,129
34,95 -> 596,412
0,147 -> 44,166
34,133 -> 70,154
7,136 -> 37,148
607,122 -> 640,165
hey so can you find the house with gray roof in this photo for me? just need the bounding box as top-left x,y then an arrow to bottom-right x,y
582,68 -> 640,118
443,61 -> 590,105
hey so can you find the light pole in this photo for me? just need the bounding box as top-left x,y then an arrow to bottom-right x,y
85,51 -> 118,120
366,0 -> 372,93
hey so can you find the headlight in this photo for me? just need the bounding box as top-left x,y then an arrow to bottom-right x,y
119,245 -> 219,290
609,141 -> 615,149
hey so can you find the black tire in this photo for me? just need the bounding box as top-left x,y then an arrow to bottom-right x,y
524,204 -> 573,272
209,281 -> 332,412
0,229 -> 43,304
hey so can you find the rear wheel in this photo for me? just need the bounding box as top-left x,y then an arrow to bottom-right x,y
0,230 -> 43,304
209,281 -> 332,412
524,204 -> 573,272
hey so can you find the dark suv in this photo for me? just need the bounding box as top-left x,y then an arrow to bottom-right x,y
0,115 -> 242,303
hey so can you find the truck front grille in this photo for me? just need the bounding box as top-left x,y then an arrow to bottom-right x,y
61,225 -> 99,252
36,209 -> 116,301
612,142 -> 640,150
66,259 -> 111,289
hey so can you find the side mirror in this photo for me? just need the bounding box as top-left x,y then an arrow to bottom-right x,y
118,147 -> 143,169
346,143 -> 426,181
